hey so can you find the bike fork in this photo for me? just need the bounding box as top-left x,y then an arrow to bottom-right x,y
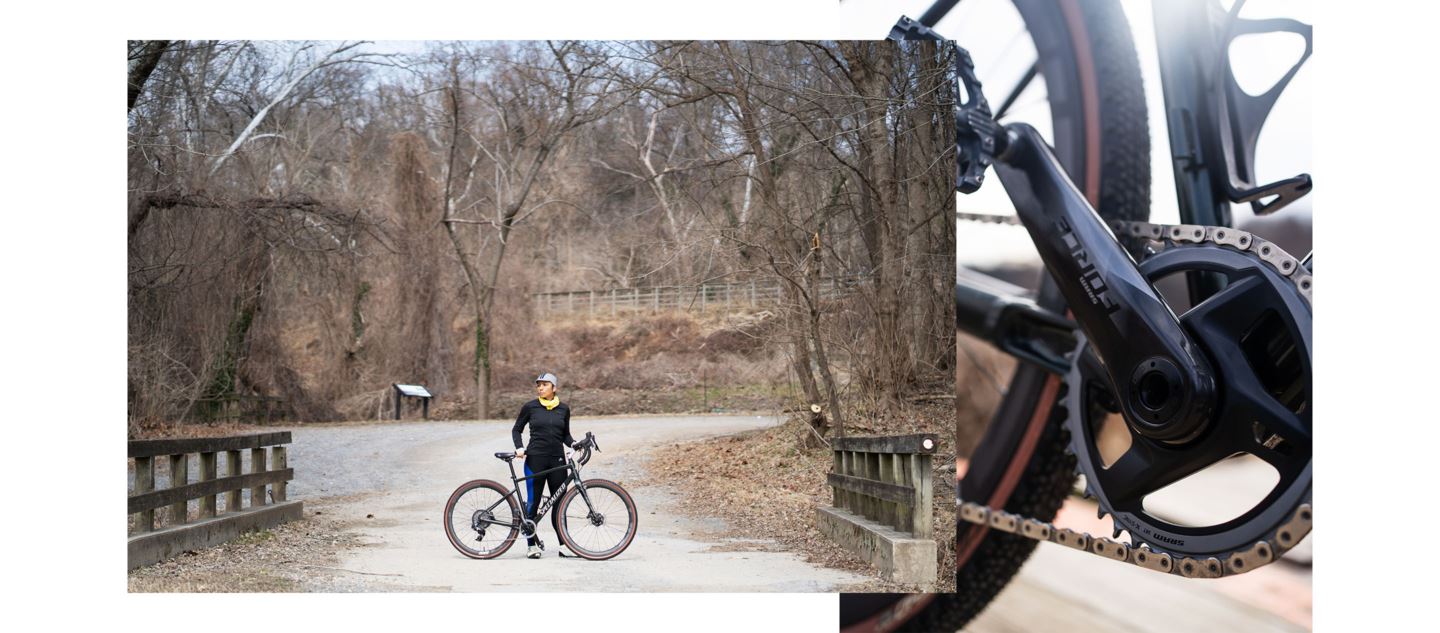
567,479 -> 594,516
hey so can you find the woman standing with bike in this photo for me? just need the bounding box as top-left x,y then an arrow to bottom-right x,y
512,372 -> 576,559
443,374 -> 637,562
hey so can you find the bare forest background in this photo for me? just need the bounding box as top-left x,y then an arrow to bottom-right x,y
127,40 -> 957,435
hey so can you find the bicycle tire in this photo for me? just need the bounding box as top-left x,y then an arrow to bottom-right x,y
865,0 -> 1152,630
555,478 -> 638,561
443,479 -> 522,560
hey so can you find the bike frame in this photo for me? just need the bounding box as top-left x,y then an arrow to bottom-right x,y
472,452 -> 596,532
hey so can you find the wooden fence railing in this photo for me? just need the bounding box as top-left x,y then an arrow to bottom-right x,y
127,432 -> 302,569
191,394 -> 287,423
533,274 -> 871,316
826,434 -> 937,538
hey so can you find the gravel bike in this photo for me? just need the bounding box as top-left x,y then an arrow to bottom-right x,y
842,0 -> 1312,630
443,432 -> 638,561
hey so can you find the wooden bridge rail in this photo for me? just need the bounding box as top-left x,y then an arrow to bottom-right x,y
128,432 -> 301,569
826,433 -> 937,538
191,394 -> 286,423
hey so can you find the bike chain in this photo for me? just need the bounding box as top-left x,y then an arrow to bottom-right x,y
956,215 -> 1312,578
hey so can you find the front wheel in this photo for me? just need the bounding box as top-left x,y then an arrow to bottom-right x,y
556,478 -> 637,560
443,479 -> 521,559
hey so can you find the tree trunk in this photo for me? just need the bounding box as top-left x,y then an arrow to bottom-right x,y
128,40 -> 170,112
785,285 -> 823,407
438,63 -> 492,420
845,42 -> 909,406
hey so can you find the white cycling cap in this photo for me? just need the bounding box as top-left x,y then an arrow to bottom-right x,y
535,372 -> 559,388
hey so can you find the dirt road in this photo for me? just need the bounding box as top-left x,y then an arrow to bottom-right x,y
287,415 -> 868,592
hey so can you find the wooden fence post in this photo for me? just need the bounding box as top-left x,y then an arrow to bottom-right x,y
199,452 -> 217,519
251,447 -> 268,507
272,446 -> 288,502
875,451 -> 887,526
226,450 -> 242,513
168,454 -> 188,526
134,457 -> 154,533
866,452 -> 881,520
909,452 -> 933,538
894,455 -> 907,531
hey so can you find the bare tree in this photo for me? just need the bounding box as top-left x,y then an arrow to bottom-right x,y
209,41 -> 379,177
436,42 -> 623,419
128,39 -> 954,429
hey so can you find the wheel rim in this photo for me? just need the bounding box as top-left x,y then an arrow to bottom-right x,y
562,484 -> 633,558
447,484 -> 517,557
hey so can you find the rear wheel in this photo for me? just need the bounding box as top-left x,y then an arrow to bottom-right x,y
443,479 -> 522,559
556,478 -> 638,560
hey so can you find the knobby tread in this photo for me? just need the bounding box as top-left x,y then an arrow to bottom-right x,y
910,0 -> 1152,629
905,406 -> 1074,632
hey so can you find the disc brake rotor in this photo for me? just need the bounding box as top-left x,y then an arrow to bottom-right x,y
1065,237 -> 1311,560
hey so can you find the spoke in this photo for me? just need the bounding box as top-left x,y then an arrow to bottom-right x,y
994,62 -> 1039,121
988,25 -> 1030,76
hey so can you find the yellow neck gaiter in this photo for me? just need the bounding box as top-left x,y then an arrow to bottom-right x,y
539,395 -> 560,410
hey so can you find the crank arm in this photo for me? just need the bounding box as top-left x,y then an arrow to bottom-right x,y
993,124 -> 1217,443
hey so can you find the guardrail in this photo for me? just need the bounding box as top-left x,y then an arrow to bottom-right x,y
127,432 -> 302,569
816,433 -> 938,584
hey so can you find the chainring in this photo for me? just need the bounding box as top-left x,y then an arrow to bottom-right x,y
1063,229 -> 1311,566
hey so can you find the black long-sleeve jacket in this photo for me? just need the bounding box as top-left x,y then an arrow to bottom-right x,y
511,399 -> 574,457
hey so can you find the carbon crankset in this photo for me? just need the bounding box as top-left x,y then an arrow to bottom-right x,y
959,219 -> 1312,578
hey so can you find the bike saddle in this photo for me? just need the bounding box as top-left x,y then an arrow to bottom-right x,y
494,451 -> 516,461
